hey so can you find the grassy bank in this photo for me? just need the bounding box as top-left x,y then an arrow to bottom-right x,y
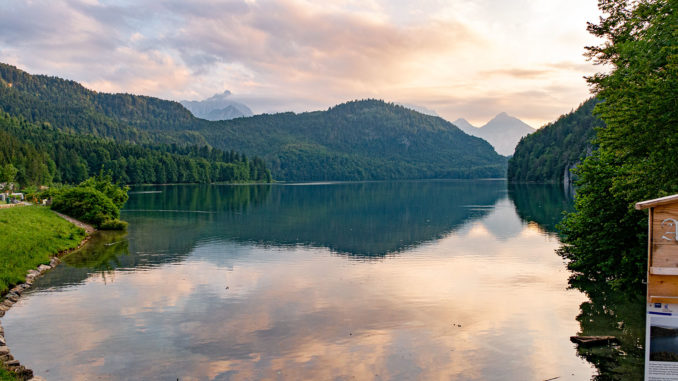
0,205 -> 86,294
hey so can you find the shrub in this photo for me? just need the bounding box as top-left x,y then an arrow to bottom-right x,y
51,186 -> 119,228
99,219 -> 128,230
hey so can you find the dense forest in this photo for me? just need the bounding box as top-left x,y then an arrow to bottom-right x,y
0,112 -> 271,187
0,63 -> 507,181
507,98 -> 603,183
201,100 -> 507,180
559,0 -> 677,287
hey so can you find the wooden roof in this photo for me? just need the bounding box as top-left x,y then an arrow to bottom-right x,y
635,194 -> 678,210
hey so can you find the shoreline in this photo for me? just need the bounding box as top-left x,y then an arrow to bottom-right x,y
0,209 -> 95,380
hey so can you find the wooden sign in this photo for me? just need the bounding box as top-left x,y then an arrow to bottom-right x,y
636,194 -> 678,379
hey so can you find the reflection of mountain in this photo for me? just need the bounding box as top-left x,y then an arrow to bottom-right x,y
34,181 -> 508,291
478,198 -> 524,240
125,181 -> 506,259
507,183 -> 573,234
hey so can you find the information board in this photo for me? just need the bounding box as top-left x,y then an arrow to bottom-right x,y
637,195 -> 678,380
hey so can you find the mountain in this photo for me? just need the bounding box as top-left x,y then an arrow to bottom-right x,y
0,63 -> 507,182
507,98 -> 603,183
0,63 -> 270,185
199,100 -> 507,181
452,118 -> 477,135
180,91 -> 253,121
453,113 -> 534,156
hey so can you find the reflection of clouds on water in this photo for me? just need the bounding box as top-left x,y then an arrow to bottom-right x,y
5,221 -> 591,380
2,182 -> 590,380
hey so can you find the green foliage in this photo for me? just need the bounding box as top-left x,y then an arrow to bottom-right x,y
80,172 -> 129,209
50,175 -> 130,229
51,186 -> 120,228
99,219 -> 128,230
559,0 -> 678,286
0,62 -> 505,181
201,99 -> 507,180
508,98 -> 603,183
0,205 -> 85,294
0,367 -> 20,381
0,111 -> 271,185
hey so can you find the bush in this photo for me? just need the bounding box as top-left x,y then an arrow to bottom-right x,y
51,186 -> 119,228
99,219 -> 128,230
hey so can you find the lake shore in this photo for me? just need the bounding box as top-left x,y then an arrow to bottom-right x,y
0,205 -> 95,380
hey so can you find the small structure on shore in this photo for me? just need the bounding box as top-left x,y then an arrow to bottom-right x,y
636,194 -> 678,380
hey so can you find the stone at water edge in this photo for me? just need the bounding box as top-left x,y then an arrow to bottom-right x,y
37,265 -> 51,273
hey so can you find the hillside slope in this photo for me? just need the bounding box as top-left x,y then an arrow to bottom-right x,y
200,100 -> 507,180
0,63 -> 507,181
507,98 -> 603,183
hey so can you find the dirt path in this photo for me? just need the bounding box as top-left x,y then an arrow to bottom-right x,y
54,211 -> 96,234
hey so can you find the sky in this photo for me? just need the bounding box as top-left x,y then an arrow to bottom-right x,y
0,0 -> 603,127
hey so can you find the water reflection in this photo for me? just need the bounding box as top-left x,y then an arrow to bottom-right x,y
124,181 -> 506,258
568,279 -> 645,380
2,181 -> 596,380
508,183 -> 574,235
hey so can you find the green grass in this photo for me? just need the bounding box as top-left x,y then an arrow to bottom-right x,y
0,367 -> 19,380
0,205 -> 86,294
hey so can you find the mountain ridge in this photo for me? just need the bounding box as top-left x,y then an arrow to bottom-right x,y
181,90 -> 253,121
0,63 -> 508,181
453,113 -> 534,156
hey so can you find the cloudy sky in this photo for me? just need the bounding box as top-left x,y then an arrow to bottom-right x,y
0,0 -> 602,127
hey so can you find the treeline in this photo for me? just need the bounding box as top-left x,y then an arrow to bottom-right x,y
507,98 -> 603,183
0,112 -> 271,187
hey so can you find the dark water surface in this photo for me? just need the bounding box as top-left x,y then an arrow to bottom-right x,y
3,181 -> 598,380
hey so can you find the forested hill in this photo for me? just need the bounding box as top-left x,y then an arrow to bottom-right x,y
200,100 -> 507,180
0,112 -> 271,186
0,63 -> 206,144
0,63 -> 507,181
507,98 -> 603,183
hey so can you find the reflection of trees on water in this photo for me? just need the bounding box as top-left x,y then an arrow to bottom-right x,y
508,183 -> 645,379
33,230 -> 130,290
124,181 -> 506,259
31,181 -> 509,290
569,279 -> 645,380
507,183 -> 573,235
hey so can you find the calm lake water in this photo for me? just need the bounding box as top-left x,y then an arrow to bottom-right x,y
3,180 -> 598,380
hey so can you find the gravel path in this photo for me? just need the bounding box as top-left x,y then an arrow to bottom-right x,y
54,211 -> 96,234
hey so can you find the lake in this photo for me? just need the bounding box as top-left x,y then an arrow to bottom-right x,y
3,180 -> 598,380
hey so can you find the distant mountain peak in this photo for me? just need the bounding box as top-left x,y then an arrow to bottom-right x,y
180,91 -> 252,121
454,112 -> 534,156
